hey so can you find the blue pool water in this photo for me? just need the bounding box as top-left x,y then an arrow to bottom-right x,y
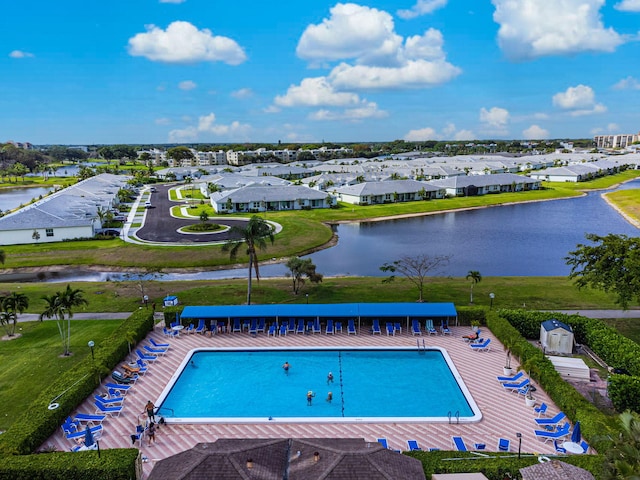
157,348 -> 480,423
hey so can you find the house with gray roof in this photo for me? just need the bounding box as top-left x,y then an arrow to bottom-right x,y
428,173 -> 541,196
210,184 -> 330,213
335,179 -> 445,205
197,173 -> 291,196
0,173 -> 130,245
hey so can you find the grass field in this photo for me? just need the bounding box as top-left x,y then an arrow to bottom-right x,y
604,188 -> 640,225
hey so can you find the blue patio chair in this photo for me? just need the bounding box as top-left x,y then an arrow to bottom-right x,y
288,318 -> 296,333
257,318 -> 266,332
425,319 -> 437,335
326,319 -> 335,334
441,321 -> 451,335
452,436 -> 468,451
394,322 -> 402,334
296,319 -> 305,334
372,319 -> 382,335
579,440 -> 589,453
497,438 -> 510,452
335,321 -> 342,333
407,439 -> 422,451
411,319 -> 422,335
279,324 -> 287,336
496,371 -> 524,383
312,319 -> 321,333
554,440 -> 566,454
94,401 -> 122,417
347,319 -> 357,335
73,413 -> 107,425
150,337 -> 170,349
377,438 -> 389,449
534,411 -> 566,426
268,325 -> 276,336
232,318 -> 242,332
386,322 -> 395,336
249,319 -> 258,335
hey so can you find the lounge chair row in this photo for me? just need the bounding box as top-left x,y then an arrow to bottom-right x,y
452,436 -> 509,453
410,319 -> 451,336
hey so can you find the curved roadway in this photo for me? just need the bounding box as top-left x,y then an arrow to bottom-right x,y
135,184 -> 248,243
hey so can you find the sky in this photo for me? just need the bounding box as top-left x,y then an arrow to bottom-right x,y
2,0 -> 640,145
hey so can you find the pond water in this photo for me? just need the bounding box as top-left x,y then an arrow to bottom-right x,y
0,186 -> 54,212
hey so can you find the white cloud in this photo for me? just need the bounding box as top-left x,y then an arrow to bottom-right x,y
404,123 -> 474,141
492,0 -> 625,60
308,102 -> 387,121
552,84 -> 606,116
128,21 -> 246,65
479,107 -> 510,133
155,117 -> 171,125
9,50 -> 34,58
169,112 -> 251,142
263,105 -> 281,113
178,80 -> 197,91
274,77 -> 362,107
607,122 -> 620,131
533,112 -> 549,120
613,76 -> 640,90
615,0 -> 640,11
230,88 -> 253,99
397,0 -> 448,20
522,124 -> 549,139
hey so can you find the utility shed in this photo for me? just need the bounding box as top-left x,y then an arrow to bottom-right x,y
547,355 -> 591,381
540,319 -> 574,355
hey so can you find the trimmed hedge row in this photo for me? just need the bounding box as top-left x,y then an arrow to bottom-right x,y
0,309 -> 155,456
455,306 -> 486,327
0,449 -> 140,480
488,309 -> 617,454
405,450 -> 604,480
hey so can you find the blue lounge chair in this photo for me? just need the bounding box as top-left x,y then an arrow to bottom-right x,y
94,401 -> 122,417
195,319 -> 206,334
162,327 -> 178,338
184,323 -> 194,334
257,318 -> 266,333
296,319 -> 305,334
232,318 -> 242,333
335,321 -> 343,333
554,440 -> 567,454
94,394 -> 124,406
534,423 -> 570,443
579,440 -> 589,453
407,440 -> 422,451
425,319 -> 437,335
377,438 -> 389,449
411,319 -> 422,336
502,378 -> 529,391
497,438 -> 510,452
105,382 -> 131,392
312,319 -> 321,333
71,442 -> 99,452
112,371 -> 137,384
131,424 -> 145,446
441,321 -> 451,335
452,436 -> 468,451
513,385 -> 530,397
279,324 -> 287,336
535,412 -> 566,426
347,319 -> 356,335
65,424 -> 103,440
143,345 -> 167,356
136,359 -> 149,373
496,371 -> 524,383
243,318 -> 251,331
288,318 -> 296,333
394,322 -> 402,334
470,339 -> 491,351
372,319 -> 381,335
150,338 -> 170,348
534,402 -> 548,417
326,319 -> 334,334
386,323 -> 395,336
268,325 -> 276,336
74,413 -> 107,425
249,319 -> 258,335
136,349 -> 157,363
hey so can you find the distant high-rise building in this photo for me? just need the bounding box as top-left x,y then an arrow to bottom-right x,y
593,132 -> 639,149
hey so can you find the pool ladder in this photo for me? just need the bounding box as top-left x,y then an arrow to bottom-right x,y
447,410 -> 460,424
416,339 -> 426,353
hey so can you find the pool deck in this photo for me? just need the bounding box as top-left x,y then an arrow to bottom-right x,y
43,322 -> 567,477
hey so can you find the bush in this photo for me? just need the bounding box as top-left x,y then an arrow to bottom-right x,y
456,307 -> 486,326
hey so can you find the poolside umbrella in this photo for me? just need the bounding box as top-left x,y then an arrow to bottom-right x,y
571,421 -> 581,443
84,425 -> 95,448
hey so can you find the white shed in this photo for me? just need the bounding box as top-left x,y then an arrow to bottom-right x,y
540,319 -> 574,355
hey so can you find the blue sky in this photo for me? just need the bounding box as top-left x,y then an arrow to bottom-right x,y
2,0 -> 640,145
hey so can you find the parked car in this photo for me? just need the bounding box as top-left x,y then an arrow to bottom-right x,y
144,201 -> 152,208
150,187 -> 157,193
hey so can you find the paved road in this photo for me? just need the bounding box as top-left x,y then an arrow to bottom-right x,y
135,184 -> 248,243
551,309 -> 640,318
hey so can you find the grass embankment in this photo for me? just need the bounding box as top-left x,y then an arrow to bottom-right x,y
0,320 -> 120,431
604,188 -> 640,226
1,170 -> 639,271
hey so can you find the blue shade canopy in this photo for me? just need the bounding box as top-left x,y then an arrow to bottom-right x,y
571,421 -> 581,443
180,303 -> 457,321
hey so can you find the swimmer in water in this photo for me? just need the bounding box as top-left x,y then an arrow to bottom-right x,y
327,372 -> 334,384
326,391 -> 333,403
282,361 -> 290,374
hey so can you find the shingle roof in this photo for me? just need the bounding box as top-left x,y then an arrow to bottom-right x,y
520,459 -> 595,480
335,179 -> 441,196
428,173 -> 539,189
210,184 -> 327,203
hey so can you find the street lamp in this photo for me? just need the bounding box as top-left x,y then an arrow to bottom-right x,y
88,340 -> 95,361
305,294 -> 309,304
489,293 -> 495,310
516,432 -> 522,459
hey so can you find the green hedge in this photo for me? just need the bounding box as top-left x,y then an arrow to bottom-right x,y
456,307 -> 486,327
163,306 -> 183,327
0,449 -> 140,480
0,309 -> 155,456
488,309 -> 617,454
405,450 -> 605,479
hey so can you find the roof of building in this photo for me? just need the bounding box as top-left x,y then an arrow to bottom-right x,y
147,438 -> 426,480
210,184 -> 327,203
520,459 -> 595,480
428,173 -> 540,189
335,179 -> 442,196
541,319 -> 572,332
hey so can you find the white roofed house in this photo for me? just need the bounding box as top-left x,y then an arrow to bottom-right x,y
334,179 -> 445,205
0,173 -> 130,245
210,184 -> 330,213
428,173 -> 541,196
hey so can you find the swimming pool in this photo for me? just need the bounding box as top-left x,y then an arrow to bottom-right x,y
156,347 -> 481,423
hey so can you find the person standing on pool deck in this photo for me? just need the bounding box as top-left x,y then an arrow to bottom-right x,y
327,372 -> 334,384
144,400 -> 156,423
307,390 -> 315,406
326,391 -> 333,403
282,361 -> 290,375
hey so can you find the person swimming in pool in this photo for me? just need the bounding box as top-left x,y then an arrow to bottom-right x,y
282,361 -> 290,374
327,372 -> 334,384
326,391 -> 332,403
307,390 -> 315,406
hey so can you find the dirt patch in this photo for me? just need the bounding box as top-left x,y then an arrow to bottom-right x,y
1,333 -> 22,341
567,368 -> 615,414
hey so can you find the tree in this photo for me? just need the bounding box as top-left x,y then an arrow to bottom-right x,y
566,234 -> 640,309
285,257 -> 323,294
0,292 -> 29,336
39,284 -> 88,356
380,254 -> 451,302
167,146 -> 195,164
222,216 -> 274,305
0,250 -> 5,265
466,270 -> 482,304
603,411 -> 640,479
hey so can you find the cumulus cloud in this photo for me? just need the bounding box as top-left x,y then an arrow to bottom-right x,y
9,50 -> 34,58
274,77 -> 362,107
178,80 -> 197,91
591,123 -> 621,135
404,123 -> 474,141
522,125 -> 549,139
168,112 -> 251,142
397,0 -> 448,19
308,102 -> 387,121
613,76 -> 640,90
230,88 -> 253,99
128,21 -> 246,65
479,107 -> 510,134
492,0 -> 625,60
552,84 -> 606,116
615,0 -> 640,11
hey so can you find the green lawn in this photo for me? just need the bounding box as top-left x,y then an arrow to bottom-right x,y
0,319 -> 121,431
604,189 -> 640,224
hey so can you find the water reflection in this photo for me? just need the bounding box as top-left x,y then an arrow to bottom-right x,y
0,186 -> 54,212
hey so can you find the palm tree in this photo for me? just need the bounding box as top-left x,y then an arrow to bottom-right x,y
40,285 -> 87,356
466,270 -> 482,304
603,411 -> 640,479
1,292 -> 29,336
222,215 -> 274,305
